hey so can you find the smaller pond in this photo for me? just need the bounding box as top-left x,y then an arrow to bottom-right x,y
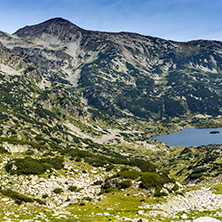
152,127 -> 222,147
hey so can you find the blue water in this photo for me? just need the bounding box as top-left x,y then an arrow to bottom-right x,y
152,128 -> 222,147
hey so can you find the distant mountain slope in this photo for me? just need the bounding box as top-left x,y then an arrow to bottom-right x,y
0,40 -> 88,150
1,17 -> 222,119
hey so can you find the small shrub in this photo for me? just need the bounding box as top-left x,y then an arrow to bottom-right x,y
42,194 -> 48,199
75,188 -> 82,192
119,180 -> 132,189
0,189 -> 34,204
45,157 -> 64,170
53,188 -> 63,194
154,188 -> 168,197
105,164 -> 114,171
25,149 -> 34,155
119,167 -> 130,172
93,180 -> 102,185
0,146 -> 8,153
15,199 -> 22,205
103,182 -> 113,191
68,186 -> 77,192
172,184 -> 179,192
131,159 -> 156,172
34,198 -> 45,205
187,172 -> 203,180
101,179 -> 117,193
140,172 -> 172,189
118,170 -> 141,180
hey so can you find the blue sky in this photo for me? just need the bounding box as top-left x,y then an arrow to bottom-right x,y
0,0 -> 222,41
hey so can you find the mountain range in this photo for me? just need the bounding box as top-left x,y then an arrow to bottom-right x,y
1,18 -> 222,221
2,17 -> 222,121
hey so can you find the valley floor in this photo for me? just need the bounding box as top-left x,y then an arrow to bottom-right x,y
1,117 -> 222,221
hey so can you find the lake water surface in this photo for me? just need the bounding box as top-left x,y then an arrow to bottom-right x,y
152,128 -> 222,147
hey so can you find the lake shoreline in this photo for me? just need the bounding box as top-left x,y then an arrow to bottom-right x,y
152,127 -> 222,147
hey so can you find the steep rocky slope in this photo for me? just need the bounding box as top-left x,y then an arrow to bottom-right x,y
0,39 -> 89,152
1,18 -> 222,119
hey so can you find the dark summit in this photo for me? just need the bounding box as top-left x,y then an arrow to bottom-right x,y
14,17 -> 82,39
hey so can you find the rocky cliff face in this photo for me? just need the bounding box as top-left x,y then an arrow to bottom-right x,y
1,18 -> 222,120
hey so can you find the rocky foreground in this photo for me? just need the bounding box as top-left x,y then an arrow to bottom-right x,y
140,187 -> 222,221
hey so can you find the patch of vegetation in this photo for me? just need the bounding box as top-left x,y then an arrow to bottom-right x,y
0,137 -> 46,149
53,188 -> 63,194
5,156 -> 64,175
93,180 -> 103,185
44,156 -> 64,170
84,197 -> 92,201
0,188 -> 45,205
154,187 -> 168,197
62,148 -> 156,173
62,148 -> 111,168
101,177 -> 134,194
0,145 -> 8,153
160,144 -> 222,183
25,149 -> 35,155
42,194 -> 49,199
213,184 -> 222,194
34,198 -> 46,205
68,186 -> 78,192
119,180 -> 132,189
140,172 -> 174,190
117,170 -> 141,180
189,117 -> 222,128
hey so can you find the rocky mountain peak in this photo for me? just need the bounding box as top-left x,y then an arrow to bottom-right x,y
13,17 -> 83,41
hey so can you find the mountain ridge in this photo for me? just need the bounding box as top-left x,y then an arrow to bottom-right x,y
13,17 -> 222,43
2,18 -> 222,120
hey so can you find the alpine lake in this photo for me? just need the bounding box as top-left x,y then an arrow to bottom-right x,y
152,127 -> 222,147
